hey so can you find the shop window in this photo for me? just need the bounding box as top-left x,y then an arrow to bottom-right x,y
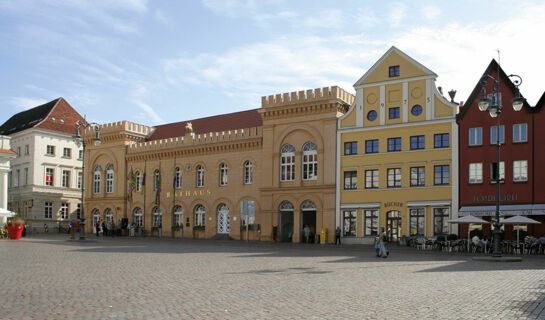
409,208 -> 425,235
342,210 -> 357,237
364,210 -> 379,236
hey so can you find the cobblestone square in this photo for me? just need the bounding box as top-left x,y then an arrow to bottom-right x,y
1,235 -> 545,319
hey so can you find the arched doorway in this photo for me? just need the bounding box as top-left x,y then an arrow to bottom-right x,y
387,210 -> 402,242
279,201 -> 294,242
104,208 -> 113,224
301,200 -> 316,243
217,203 -> 230,234
133,207 -> 143,228
91,209 -> 100,234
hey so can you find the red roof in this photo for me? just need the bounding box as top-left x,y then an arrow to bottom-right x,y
149,109 -> 262,141
0,149 -> 17,155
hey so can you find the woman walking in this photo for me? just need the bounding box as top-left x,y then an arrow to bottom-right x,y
378,227 -> 389,258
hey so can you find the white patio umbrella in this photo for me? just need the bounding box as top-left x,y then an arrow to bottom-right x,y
448,215 -> 490,252
0,208 -> 16,217
500,215 -> 541,248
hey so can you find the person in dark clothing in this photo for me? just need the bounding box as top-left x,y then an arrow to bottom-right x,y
95,221 -> 100,236
335,226 -> 342,245
102,221 -> 108,237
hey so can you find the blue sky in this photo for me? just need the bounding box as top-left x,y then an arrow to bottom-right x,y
1,0 -> 544,127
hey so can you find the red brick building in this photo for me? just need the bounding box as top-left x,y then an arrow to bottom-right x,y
457,60 -> 545,239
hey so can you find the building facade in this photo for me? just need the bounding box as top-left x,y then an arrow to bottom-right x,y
0,135 -> 17,225
337,47 -> 458,244
84,86 -> 354,242
0,98 -> 84,232
457,60 -> 545,238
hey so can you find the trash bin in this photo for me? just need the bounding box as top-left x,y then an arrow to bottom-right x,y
320,227 -> 327,244
179,227 -> 183,239
138,227 -> 143,237
158,227 -> 162,238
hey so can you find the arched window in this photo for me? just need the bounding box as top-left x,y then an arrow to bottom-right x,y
93,165 -> 101,194
301,200 -> 316,211
219,163 -> 228,186
133,207 -> 143,227
152,206 -> 162,227
153,169 -> 161,191
279,201 -> 294,211
105,164 -> 114,193
135,171 -> 141,192
194,205 -> 205,227
174,167 -> 182,189
173,205 -> 183,227
243,161 -> 253,185
280,144 -> 295,182
104,208 -> 114,223
302,142 -> 317,180
196,165 -> 204,187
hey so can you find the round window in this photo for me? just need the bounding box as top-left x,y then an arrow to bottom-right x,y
367,110 -> 377,121
411,105 -> 423,116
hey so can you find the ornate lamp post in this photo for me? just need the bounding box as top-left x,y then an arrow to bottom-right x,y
476,70 -> 525,257
74,119 -> 101,240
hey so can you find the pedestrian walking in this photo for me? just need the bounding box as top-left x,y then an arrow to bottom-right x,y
374,236 -> 381,256
378,227 -> 389,258
95,221 -> 100,236
303,225 -> 310,243
43,223 -> 48,233
335,226 -> 342,245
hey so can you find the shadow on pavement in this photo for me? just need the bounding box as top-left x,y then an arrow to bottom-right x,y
18,234 -> 545,273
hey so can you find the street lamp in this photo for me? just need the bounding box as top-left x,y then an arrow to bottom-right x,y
74,119 -> 101,240
477,70 -> 525,257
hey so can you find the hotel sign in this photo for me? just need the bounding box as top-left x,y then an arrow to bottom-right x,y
473,193 -> 518,203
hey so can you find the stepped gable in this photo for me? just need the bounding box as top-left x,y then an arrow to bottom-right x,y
0,97 -> 84,136
149,109 -> 262,141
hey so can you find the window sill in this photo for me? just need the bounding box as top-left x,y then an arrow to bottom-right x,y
61,156 -> 72,159
468,182 -> 483,185
468,144 -> 482,147
512,141 -> 528,144
513,180 -> 528,183
45,154 -> 55,157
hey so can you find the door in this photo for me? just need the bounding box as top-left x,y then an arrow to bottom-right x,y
217,205 -> 230,234
387,210 -> 402,242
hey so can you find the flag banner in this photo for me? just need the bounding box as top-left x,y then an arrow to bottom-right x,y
128,165 -> 136,201
141,171 -> 146,195
155,169 -> 161,205
172,166 -> 177,193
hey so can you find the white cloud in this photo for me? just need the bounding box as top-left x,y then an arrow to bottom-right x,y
421,5 -> 441,20
9,97 -> 49,111
201,0 -> 257,17
389,2 -> 407,28
133,101 -> 165,124
391,2 -> 545,104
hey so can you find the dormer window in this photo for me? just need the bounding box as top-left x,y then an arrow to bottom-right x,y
389,65 -> 400,77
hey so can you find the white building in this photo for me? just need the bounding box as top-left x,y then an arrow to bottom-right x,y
0,98 -> 84,232
0,135 -> 17,226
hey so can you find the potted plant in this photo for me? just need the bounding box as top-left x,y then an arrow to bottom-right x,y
6,215 -> 25,240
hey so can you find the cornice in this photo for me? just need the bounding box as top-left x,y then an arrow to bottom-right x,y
126,137 -> 263,162
260,101 -> 344,121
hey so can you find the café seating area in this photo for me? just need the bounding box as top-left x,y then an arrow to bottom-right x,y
410,235 -> 545,255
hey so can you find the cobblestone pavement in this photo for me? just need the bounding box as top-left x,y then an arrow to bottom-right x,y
1,235 -> 545,320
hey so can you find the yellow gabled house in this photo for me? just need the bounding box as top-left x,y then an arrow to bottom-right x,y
336,46 -> 458,244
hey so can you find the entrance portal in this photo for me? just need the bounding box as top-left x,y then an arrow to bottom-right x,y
279,201 -> 294,242
300,200 -> 316,243
387,210 -> 402,242
217,204 -> 230,234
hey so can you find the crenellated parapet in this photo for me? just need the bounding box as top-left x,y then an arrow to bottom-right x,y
85,121 -> 153,145
127,126 -> 262,156
261,86 -> 355,108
